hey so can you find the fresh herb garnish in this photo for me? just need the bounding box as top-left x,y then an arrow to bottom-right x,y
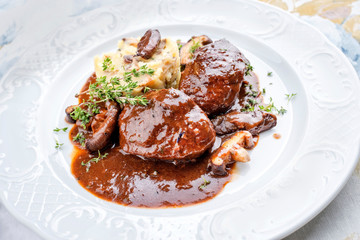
285,93 -> 297,104
70,106 -> 91,129
189,39 -> 201,54
73,132 -> 86,147
85,102 -> 100,115
102,57 -> 114,71
245,64 -> 253,76
55,140 -> 64,150
277,106 -> 287,115
199,176 -> 211,190
241,103 -> 255,112
176,39 -> 182,50
86,66 -> 152,107
81,150 -> 108,172
262,88 -> 266,95
143,86 -> 151,93
247,98 -> 257,106
267,72 -> 273,77
53,127 -> 68,132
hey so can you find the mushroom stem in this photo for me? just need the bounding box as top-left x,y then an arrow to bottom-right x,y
209,131 -> 253,176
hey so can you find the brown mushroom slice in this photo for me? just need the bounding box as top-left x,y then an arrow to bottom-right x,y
211,110 -> 277,135
209,131 -> 254,176
179,35 -> 213,66
136,29 -> 161,59
65,105 -> 76,123
85,101 -> 120,152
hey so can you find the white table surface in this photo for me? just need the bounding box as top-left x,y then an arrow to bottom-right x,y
1,0 -> 360,239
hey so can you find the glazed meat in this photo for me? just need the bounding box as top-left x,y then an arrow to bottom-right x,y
179,39 -> 249,116
118,88 -> 216,163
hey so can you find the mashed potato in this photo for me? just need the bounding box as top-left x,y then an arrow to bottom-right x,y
94,37 -> 180,94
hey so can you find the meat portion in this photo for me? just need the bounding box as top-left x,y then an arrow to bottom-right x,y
179,39 -> 249,116
211,110 -> 277,135
179,35 -> 212,66
209,131 -> 254,176
85,100 -> 120,152
136,29 -> 161,59
118,88 -> 216,163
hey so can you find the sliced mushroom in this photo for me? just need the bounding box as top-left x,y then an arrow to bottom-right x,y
211,111 -> 277,135
85,101 -> 120,152
209,131 -> 254,176
65,105 -> 76,123
180,35 -> 213,66
136,29 -> 161,59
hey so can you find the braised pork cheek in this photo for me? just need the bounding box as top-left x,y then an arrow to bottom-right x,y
179,39 -> 249,115
118,88 -> 216,163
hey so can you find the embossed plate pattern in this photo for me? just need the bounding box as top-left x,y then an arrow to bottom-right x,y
0,0 -> 360,239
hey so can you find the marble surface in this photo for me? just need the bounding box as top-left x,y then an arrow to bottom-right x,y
0,0 -> 359,239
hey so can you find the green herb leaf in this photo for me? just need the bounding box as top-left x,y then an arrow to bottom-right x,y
70,106 -> 91,129
267,72 -> 273,77
277,106 -> 287,115
73,132 -> 86,147
143,86 -> 151,93
189,39 -> 201,54
199,176 -> 211,190
245,64 -> 254,76
81,150 -> 108,172
285,93 -> 297,104
55,140 -> 64,150
53,127 -> 68,132
102,57 -> 114,71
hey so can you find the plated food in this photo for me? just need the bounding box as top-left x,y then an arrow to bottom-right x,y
65,29 -> 279,208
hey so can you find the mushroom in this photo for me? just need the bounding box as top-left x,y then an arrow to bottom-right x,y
85,100 -> 120,152
65,105 -> 76,124
136,29 -> 161,59
179,35 -> 213,66
209,131 -> 254,176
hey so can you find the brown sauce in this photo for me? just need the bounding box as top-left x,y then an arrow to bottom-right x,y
273,133 -> 281,139
71,141 -> 232,208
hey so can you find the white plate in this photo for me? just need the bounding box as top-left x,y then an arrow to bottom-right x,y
1,0 -> 360,239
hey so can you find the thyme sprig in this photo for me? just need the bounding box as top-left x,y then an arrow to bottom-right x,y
199,176 -> 211,190
102,57 -> 114,71
53,127 -> 68,132
73,132 -> 85,147
81,150 -> 108,172
189,39 -> 201,54
285,93 -> 297,104
245,64 -> 253,76
55,140 -> 64,150
71,66 -> 153,127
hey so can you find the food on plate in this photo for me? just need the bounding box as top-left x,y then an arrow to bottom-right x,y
94,29 -> 180,94
179,39 -> 249,116
118,88 -> 216,163
65,29 -> 279,208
